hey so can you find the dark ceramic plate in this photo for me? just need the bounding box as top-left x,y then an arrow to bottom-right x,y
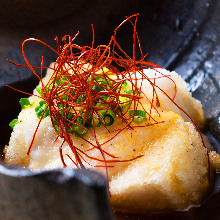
0,0 -> 220,219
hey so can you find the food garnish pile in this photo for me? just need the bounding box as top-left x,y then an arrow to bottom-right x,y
4,15 -> 220,213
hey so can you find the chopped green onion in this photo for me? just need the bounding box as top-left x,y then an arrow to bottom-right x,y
60,76 -> 67,85
124,89 -> 133,95
36,87 -> 42,96
79,112 -> 101,128
77,112 -> 93,129
94,76 -> 108,86
100,109 -> 115,126
103,67 -> 110,72
119,96 -> 131,106
119,90 -> 132,111
72,126 -> 88,136
75,96 -> 83,104
92,85 -> 103,92
100,95 -> 109,100
55,76 -> 67,87
9,119 -> 19,129
98,67 -> 110,74
96,103 -> 108,108
19,98 -> 34,109
121,81 -> 128,89
129,109 -> 146,123
61,94 -> 68,100
52,118 -> 60,133
69,119 -> 88,136
100,67 -> 115,79
39,100 -> 46,105
35,100 -> 50,119
66,112 -> 89,136
66,113 -> 75,121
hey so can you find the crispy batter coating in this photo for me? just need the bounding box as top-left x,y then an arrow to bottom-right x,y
4,67 -> 209,212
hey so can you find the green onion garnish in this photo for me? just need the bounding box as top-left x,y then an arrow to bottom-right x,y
9,119 -> 19,129
100,109 -> 115,126
19,98 -> 34,109
35,100 -> 50,119
55,76 -> 67,87
98,67 -> 110,74
36,87 -> 42,96
121,80 -> 128,89
92,85 -> 103,92
72,126 -> 88,136
124,89 -> 133,95
129,109 -> 146,123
